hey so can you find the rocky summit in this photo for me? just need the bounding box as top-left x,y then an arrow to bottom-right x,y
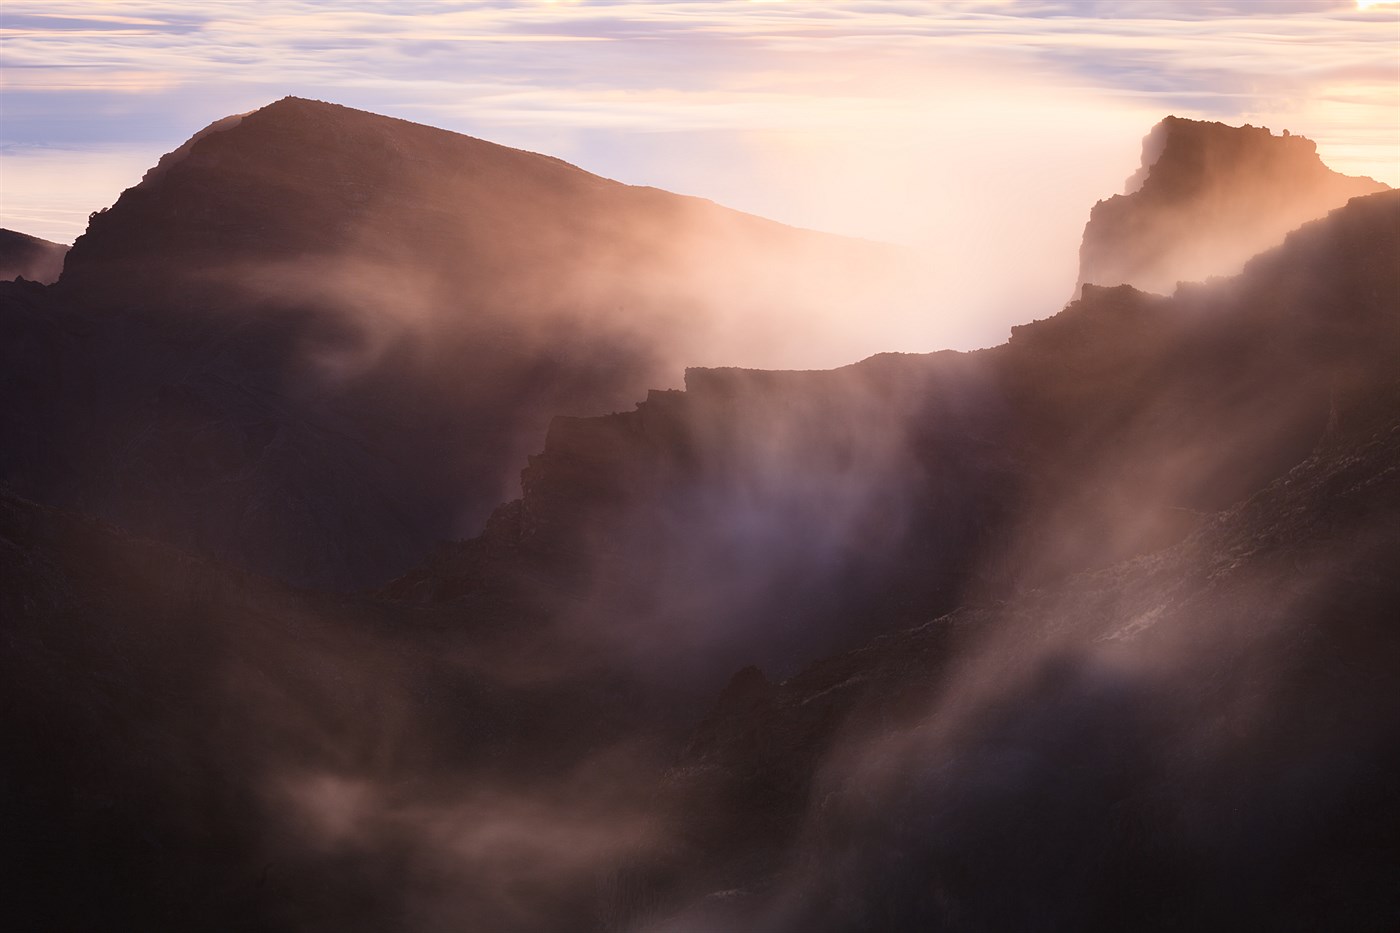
1075,115 -> 1387,297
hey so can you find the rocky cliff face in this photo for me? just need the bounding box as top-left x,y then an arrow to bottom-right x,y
383,350 -> 1017,688
0,228 -> 68,284
1075,116 -> 1386,296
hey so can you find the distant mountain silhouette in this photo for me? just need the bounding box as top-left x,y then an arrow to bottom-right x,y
5,97 -> 922,587
1075,116 -> 1386,296
0,228 -> 67,284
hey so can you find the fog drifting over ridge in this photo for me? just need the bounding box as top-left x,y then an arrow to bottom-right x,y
4,0 -> 1397,352
6,187 -> 1390,933
2,19 -> 1398,917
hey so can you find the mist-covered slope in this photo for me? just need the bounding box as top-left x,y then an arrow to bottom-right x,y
0,228 -> 67,284
1,98 -> 922,587
642,375 -> 1400,932
1075,116 -> 1387,296
0,482 -> 687,931
4,188 -> 1396,933
60,96 -> 919,370
390,190 -> 1399,691
399,189 -> 1400,929
4,94 -> 1399,933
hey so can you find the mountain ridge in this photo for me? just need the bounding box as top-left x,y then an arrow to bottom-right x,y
5,97 -> 927,588
384,189 -> 1398,691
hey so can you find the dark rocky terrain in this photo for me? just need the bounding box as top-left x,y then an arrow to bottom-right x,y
2,104 -> 1398,932
1076,116 -> 1387,297
642,375 -> 1400,931
0,228 -> 67,284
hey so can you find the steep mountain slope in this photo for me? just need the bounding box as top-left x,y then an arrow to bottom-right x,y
1075,116 -> 1386,296
1,98 -> 922,587
0,228 -> 67,284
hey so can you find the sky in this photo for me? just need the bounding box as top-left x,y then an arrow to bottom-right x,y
1,0 -> 1397,347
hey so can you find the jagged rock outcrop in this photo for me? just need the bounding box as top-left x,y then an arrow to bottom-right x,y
0,228 -> 67,284
1075,116 -> 1387,296
382,350 -> 1019,687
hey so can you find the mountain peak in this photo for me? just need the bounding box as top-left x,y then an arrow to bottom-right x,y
1076,115 -> 1387,297
58,97 -> 641,304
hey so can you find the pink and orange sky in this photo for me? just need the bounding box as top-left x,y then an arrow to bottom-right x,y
2,0 -> 1396,346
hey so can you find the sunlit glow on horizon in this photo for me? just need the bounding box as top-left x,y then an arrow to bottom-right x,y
1,0 -> 1395,352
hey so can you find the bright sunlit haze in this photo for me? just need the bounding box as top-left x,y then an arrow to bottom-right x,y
2,0 -> 1397,353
